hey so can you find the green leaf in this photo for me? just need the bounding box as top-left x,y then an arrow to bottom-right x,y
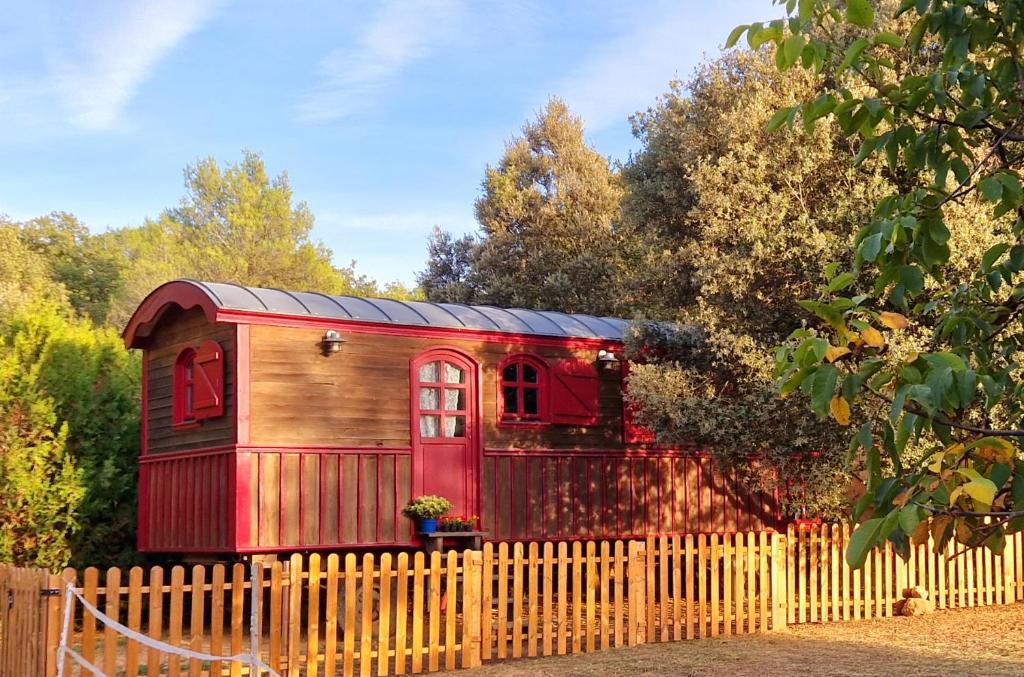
846,0 -> 875,28
982,243 -> 1010,273
898,504 -> 921,535
725,24 -> 748,49
811,364 -> 838,416
979,176 -> 1004,202
827,272 -> 856,292
847,516 -> 885,569
872,32 -> 903,48
838,38 -> 870,75
860,232 -> 883,261
783,34 -> 804,67
767,107 -> 793,133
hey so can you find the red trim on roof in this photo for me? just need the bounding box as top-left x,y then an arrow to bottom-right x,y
123,280 -> 221,348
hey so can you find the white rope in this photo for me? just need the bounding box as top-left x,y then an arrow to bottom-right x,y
57,582 -> 280,676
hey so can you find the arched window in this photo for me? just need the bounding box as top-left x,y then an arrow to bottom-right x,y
172,340 -> 225,429
173,348 -> 198,427
498,355 -> 549,425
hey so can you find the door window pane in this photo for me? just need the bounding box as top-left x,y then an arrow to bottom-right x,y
523,364 -> 538,383
419,387 -> 440,410
419,361 -> 439,383
446,415 -> 466,437
444,388 -> 465,411
443,362 -> 465,384
420,415 -> 440,438
523,387 -> 538,415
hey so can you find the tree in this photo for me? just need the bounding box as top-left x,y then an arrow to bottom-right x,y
0,218 -> 69,319
104,152 -> 382,327
420,98 -> 631,315
750,0 -> 1024,566
19,212 -> 122,324
417,226 -> 478,304
621,47 -> 895,518
0,306 -> 84,569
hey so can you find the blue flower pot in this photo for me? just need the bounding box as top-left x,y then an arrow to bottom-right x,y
418,518 -> 438,533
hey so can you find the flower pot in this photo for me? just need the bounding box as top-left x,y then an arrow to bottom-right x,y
418,517 -> 438,533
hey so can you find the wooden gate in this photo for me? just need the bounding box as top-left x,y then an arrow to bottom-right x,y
0,564 -> 59,677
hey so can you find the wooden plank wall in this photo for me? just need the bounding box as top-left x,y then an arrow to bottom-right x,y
247,325 -> 624,450
146,307 -> 237,454
141,449 -> 234,551
250,449 -> 413,549
480,452 -> 779,541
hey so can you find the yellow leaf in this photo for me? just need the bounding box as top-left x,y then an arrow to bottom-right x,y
862,326 -> 886,348
879,311 -> 909,330
830,395 -> 851,426
926,450 -> 945,473
972,438 -> 1015,464
826,345 -> 851,363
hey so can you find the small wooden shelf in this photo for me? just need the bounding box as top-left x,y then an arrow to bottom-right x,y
417,531 -> 487,554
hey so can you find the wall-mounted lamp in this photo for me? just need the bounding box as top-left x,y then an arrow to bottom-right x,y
597,349 -> 620,371
320,330 -> 346,356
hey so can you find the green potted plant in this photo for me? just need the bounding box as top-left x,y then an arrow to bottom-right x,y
401,495 -> 453,533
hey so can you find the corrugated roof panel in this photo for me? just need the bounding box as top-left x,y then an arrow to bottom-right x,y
503,308 -> 570,336
291,292 -> 353,318
542,311 -> 599,338
472,306 -> 537,334
572,314 -> 627,338
332,296 -> 395,322
365,299 -> 431,326
404,301 -> 467,327
435,304 -> 503,331
247,287 -> 313,315
200,281 -> 267,311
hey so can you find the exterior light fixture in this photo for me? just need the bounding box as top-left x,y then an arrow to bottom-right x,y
597,349 -> 620,371
320,330 -> 345,356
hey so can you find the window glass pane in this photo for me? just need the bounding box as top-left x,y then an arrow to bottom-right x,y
523,387 -> 538,415
446,415 -> 466,437
443,362 -> 465,384
503,387 -> 519,414
418,361 -> 439,383
502,363 -> 518,382
523,364 -> 538,383
444,388 -> 465,411
419,387 -> 440,410
185,384 -> 194,415
420,415 -> 440,438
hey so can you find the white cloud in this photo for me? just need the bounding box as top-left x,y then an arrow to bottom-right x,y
297,0 -> 464,123
553,0 -> 770,132
0,0 -> 222,133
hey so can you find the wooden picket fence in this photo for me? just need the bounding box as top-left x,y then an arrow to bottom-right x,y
2,526 -> 1023,676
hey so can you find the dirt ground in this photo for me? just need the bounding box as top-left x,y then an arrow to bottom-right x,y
472,603 -> 1024,677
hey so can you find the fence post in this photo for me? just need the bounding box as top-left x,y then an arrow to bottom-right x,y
463,550 -> 483,669
43,570 -> 62,677
626,541 -> 647,645
772,533 -> 788,631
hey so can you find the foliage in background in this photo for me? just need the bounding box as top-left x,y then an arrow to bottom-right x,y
418,98 -> 634,315
752,0 -> 1024,566
102,151 -> 412,327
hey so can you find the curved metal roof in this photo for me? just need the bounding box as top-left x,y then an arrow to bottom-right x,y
183,280 -> 629,341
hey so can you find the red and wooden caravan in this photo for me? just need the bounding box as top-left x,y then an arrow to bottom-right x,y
124,279 -> 781,555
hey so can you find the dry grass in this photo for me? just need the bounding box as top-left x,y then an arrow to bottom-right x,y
473,603 -> 1024,677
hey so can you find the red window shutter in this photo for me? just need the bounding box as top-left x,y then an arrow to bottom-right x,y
192,340 -> 224,420
550,358 -> 599,425
622,361 -> 656,444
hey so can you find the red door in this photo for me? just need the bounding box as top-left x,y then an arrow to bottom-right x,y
411,350 -> 479,520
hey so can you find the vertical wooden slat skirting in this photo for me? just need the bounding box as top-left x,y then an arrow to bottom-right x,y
8,526 -> 1024,677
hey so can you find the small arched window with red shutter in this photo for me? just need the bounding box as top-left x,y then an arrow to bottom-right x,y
173,340 -> 224,428
498,354 -> 550,426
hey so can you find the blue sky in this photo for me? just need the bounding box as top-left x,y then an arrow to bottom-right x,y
0,0 -> 773,286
